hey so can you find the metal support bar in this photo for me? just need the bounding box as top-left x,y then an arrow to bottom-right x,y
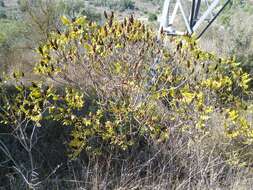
193,0 -> 220,32
159,0 -> 231,38
170,1 -> 180,25
178,0 -> 192,34
160,0 -> 171,31
193,0 -> 201,26
190,0 -> 196,28
197,0 -> 231,39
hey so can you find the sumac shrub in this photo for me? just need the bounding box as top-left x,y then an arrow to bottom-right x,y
1,14 -> 252,159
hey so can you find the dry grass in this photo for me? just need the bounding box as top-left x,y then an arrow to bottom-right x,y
1,120 -> 253,190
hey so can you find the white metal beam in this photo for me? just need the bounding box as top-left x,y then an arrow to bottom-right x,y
193,0 -> 220,31
159,0 -> 231,37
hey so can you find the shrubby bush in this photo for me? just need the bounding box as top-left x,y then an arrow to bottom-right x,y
148,13 -> 157,21
0,19 -> 26,71
0,0 -> 6,19
32,14 -> 253,157
0,14 -> 252,189
92,0 -> 135,11
143,0 -> 163,6
119,0 -> 135,10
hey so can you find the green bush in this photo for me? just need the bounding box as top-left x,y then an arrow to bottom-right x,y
0,2 -> 6,19
119,0 -> 135,11
0,19 -> 25,71
32,15 -> 252,158
148,13 -> 157,21
91,0 -> 135,11
0,19 -> 24,45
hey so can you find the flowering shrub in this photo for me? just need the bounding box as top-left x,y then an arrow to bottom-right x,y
1,14 -> 252,158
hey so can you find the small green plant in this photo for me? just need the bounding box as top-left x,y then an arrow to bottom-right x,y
119,0 -> 135,11
0,2 -> 6,19
148,13 -> 157,21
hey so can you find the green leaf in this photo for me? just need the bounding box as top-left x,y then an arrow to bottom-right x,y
61,16 -> 71,25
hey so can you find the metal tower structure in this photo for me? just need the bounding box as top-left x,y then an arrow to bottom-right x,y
160,0 -> 231,38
